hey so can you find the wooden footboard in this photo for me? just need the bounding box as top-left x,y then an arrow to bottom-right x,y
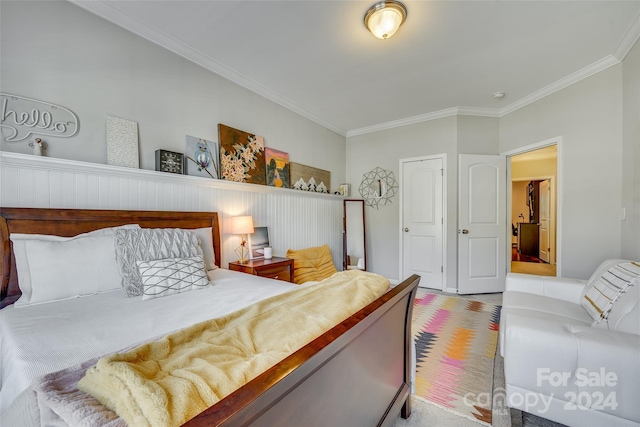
185,274 -> 420,427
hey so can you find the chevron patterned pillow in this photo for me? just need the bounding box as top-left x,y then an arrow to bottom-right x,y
115,228 -> 203,297
138,256 -> 208,300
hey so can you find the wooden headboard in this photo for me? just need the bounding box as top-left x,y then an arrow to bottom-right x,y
0,208 -> 221,305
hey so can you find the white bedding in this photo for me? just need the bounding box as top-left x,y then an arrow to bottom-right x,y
0,269 -> 299,414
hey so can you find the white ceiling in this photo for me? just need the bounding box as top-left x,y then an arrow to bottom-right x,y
72,0 -> 640,137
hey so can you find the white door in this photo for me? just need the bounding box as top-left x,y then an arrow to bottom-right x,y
401,157 -> 444,289
539,179 -> 550,263
458,154 -> 506,294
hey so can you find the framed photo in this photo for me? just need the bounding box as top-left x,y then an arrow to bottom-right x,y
248,226 -> 270,259
185,135 -> 219,179
155,149 -> 184,174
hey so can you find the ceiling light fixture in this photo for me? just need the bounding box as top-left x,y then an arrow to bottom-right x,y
493,91 -> 506,100
364,0 -> 407,40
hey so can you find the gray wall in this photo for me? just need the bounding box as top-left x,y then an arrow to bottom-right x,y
621,40 -> 640,261
500,65 -> 625,279
347,117 -> 456,283
0,1 -> 346,187
348,53 -> 635,284
346,115 -> 500,284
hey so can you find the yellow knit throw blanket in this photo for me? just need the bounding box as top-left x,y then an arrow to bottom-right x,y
78,270 -> 389,427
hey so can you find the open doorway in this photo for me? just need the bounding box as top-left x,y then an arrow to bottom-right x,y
509,145 -> 557,276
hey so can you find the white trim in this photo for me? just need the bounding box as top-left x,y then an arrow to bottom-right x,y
398,154 -> 447,291
503,136 -> 563,277
348,108 -> 460,137
614,12 -> 640,61
70,0 -> 346,137
499,56 -> 621,117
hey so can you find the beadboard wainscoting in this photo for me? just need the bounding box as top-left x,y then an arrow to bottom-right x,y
0,152 -> 343,269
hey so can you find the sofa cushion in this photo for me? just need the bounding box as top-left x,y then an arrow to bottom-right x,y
285,244 -> 338,284
581,261 -> 640,325
502,291 -> 593,324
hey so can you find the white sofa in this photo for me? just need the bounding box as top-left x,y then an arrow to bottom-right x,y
500,259 -> 640,427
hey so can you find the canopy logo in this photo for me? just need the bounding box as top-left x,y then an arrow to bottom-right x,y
1,93 -> 79,142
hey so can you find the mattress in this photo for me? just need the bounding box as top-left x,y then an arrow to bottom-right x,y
0,269 -> 298,413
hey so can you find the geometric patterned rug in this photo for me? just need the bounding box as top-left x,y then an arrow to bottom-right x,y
413,293 -> 502,426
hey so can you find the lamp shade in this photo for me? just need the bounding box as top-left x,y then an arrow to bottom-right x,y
230,216 -> 254,235
364,1 -> 407,40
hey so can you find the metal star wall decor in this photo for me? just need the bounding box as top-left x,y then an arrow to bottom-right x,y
358,167 -> 398,209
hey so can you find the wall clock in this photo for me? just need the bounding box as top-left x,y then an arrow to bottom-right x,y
155,149 -> 184,174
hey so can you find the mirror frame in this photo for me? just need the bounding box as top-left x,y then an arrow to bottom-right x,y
343,199 -> 366,271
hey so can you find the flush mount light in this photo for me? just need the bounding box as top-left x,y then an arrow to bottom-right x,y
364,0 -> 407,40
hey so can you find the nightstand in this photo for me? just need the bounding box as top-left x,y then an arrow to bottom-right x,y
228,257 -> 294,283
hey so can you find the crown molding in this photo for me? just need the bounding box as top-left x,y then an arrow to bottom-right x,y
69,1 -> 640,139
346,107 -> 460,137
498,55 -> 621,117
614,11 -> 640,61
70,0 -> 347,137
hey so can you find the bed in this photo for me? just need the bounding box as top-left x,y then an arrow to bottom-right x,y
0,207 -> 420,426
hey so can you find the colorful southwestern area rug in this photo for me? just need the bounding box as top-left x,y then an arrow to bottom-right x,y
413,293 -> 502,426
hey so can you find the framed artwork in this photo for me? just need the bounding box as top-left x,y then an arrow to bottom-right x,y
218,124 -> 266,185
265,147 -> 290,188
106,115 -> 139,168
248,226 -> 270,260
185,135 -> 219,179
155,149 -> 184,174
290,162 -> 331,193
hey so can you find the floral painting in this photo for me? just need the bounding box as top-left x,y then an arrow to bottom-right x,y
185,135 -> 219,179
265,147 -> 290,188
218,124 -> 266,185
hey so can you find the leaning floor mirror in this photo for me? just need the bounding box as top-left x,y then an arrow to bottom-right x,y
343,199 -> 366,271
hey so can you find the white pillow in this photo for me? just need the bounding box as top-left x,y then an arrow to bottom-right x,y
10,224 -> 140,307
191,227 -> 218,270
139,256 -> 209,301
20,236 -> 123,306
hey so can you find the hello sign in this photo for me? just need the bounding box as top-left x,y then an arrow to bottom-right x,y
0,93 -> 79,142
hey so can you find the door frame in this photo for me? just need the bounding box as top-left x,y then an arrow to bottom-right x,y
398,154 -> 447,290
502,136 -> 563,277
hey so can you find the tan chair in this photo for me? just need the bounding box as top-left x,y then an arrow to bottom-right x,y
285,244 -> 338,284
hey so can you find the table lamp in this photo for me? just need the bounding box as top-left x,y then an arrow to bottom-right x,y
230,215 -> 254,264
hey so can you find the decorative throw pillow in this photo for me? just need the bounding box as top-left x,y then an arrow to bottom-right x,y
10,224 -> 140,307
285,244 -> 338,284
138,256 -> 208,301
581,261 -> 640,325
115,228 -> 203,297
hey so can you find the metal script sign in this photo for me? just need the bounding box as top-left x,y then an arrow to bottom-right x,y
0,93 -> 79,142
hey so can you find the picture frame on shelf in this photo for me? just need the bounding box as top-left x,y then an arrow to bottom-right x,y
338,183 -> 351,197
185,135 -> 219,179
155,149 -> 184,174
248,226 -> 270,260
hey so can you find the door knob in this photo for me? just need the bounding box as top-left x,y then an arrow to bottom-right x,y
404,228 -> 409,232
460,229 -> 469,234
